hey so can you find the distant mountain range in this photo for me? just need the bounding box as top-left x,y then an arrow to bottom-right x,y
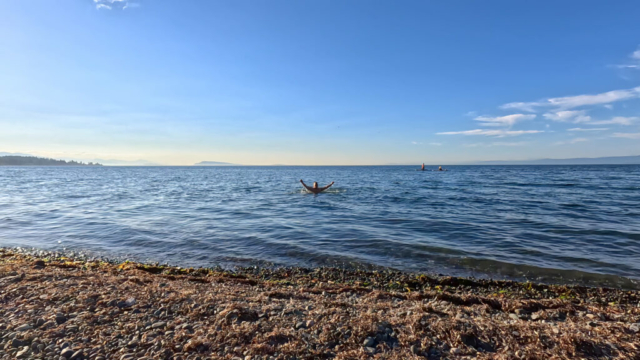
90,159 -> 160,166
476,155 -> 640,165
0,156 -> 102,166
194,161 -> 237,166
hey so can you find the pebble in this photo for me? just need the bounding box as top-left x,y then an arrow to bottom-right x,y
451,347 -> 461,355
61,348 -> 74,359
411,345 -> 419,354
295,321 -> 306,329
531,313 -> 541,321
15,323 -> 33,332
11,338 -> 24,348
363,337 -> 375,347
364,346 -> 376,354
151,321 -> 166,329
630,323 -> 640,333
509,314 -> 519,321
120,355 -> 134,360
70,349 -> 85,360
16,346 -> 30,358
56,314 -> 68,325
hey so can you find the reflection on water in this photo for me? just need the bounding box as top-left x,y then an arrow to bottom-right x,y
0,165 -> 639,289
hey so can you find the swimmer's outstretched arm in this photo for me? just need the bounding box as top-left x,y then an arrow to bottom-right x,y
320,182 -> 335,191
299,180 -> 313,192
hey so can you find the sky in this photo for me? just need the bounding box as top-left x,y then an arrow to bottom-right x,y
1,0 -> 639,165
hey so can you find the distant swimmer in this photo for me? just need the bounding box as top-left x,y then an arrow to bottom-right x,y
437,166 -> 448,171
300,180 -> 335,194
421,163 -> 425,171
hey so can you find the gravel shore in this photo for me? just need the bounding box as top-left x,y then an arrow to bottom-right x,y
1,249 -> 639,359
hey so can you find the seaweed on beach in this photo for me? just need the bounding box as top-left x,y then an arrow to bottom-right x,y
0,249 -> 639,360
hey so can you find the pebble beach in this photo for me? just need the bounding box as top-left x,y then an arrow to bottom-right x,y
1,249 -> 639,360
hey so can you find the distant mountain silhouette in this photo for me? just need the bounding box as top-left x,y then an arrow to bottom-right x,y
194,161 -> 237,166
0,156 -> 102,166
477,155 -> 640,165
90,159 -> 160,166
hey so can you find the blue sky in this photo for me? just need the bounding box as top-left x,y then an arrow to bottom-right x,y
1,0 -> 639,165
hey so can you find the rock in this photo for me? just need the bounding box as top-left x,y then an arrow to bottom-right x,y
531,313 -> 541,321
61,348 -> 74,359
151,321 -> 166,329
588,321 -> 598,327
55,314 -> 67,325
70,349 -> 84,359
411,345 -> 419,354
630,323 -> 640,333
586,314 -> 597,320
451,347 -> 462,355
16,346 -> 30,358
33,260 -> 45,269
15,324 -> 33,332
363,337 -> 375,347
295,321 -> 306,330
306,320 -> 314,328
11,338 -> 24,348
35,318 -> 46,328
364,347 -> 376,354
120,355 -> 134,360
514,309 -> 529,315
509,314 -> 519,321
61,342 -> 70,349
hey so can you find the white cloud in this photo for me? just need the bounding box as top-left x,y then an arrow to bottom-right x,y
555,138 -> 588,145
542,110 -> 591,123
604,104 -> 613,110
614,46 -> 640,69
464,111 -> 477,117
612,132 -> 640,139
491,141 -> 528,146
437,129 -> 543,137
411,141 -> 422,145
590,116 -> 638,126
501,87 -> 640,112
567,128 -> 609,132
94,0 -> 137,10
429,142 -> 442,146
474,114 -> 536,127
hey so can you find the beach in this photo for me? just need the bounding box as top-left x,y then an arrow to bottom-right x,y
1,249 -> 639,360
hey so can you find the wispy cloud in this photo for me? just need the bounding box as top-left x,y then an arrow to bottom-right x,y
429,142 -> 442,146
93,0 -> 138,10
613,46 -> 640,70
437,129 -> 543,137
589,116 -> 638,126
474,114 -> 536,127
555,138 -> 588,145
612,132 -> 640,139
500,87 -> 640,112
567,128 -> 609,132
411,141 -> 422,145
464,141 -> 528,148
542,110 -> 591,123
464,111 -> 478,117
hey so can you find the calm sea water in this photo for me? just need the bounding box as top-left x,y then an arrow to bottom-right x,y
1,166 -> 639,288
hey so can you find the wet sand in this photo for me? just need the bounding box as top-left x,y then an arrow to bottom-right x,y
1,249 -> 639,359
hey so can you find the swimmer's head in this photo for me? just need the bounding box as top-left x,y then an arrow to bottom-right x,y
439,166 -> 442,170
313,182 -> 318,188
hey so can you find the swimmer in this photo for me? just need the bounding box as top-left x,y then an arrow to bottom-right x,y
300,180 -> 335,194
437,166 -> 448,171
421,163 -> 425,171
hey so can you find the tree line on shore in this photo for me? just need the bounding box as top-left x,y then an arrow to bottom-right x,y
0,156 -> 102,166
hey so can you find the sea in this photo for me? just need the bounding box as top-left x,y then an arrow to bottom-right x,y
1,165 -> 639,289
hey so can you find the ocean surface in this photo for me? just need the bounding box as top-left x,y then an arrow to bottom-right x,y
1,165 -> 639,289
